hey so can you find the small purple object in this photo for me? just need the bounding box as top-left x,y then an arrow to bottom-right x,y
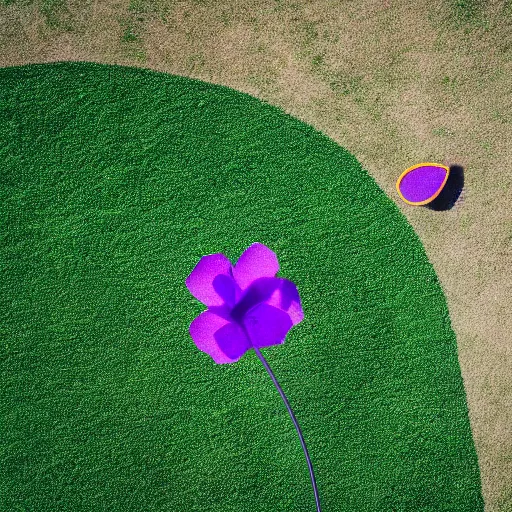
396,162 -> 450,205
185,243 -> 304,364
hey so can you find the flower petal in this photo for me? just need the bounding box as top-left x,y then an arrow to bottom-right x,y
230,277 -> 280,323
243,303 -> 293,349
189,311 -> 250,364
214,322 -> 252,362
266,278 -> 304,326
185,253 -> 234,307
232,243 -> 279,291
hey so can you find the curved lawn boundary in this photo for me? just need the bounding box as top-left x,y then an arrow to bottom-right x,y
0,61 -> 483,511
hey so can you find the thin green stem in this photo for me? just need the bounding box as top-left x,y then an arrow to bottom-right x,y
253,347 -> 322,512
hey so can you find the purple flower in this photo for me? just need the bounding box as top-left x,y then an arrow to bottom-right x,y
185,242 -> 304,364
185,243 -> 321,510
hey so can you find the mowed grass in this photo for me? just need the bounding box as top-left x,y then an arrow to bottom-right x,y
0,61 -> 484,511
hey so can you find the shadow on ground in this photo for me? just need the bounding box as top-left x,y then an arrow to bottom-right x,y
426,165 -> 465,211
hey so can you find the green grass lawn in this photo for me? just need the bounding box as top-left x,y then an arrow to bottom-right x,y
0,61 -> 484,511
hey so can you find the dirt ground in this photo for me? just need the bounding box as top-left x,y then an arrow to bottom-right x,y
0,0 -> 511,509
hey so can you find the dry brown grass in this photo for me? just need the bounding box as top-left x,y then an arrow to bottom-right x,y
1,0 -> 511,509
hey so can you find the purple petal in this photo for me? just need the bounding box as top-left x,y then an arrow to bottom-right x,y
190,311 -> 250,364
243,303 -> 293,348
185,253 -> 233,307
212,274 -> 237,308
230,277 -> 280,323
266,278 -> 304,326
230,277 -> 304,327
399,165 -> 448,203
214,322 -> 252,362
232,243 -> 279,291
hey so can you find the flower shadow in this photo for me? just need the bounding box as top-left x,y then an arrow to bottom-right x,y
425,164 -> 464,211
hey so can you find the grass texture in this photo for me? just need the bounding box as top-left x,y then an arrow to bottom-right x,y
0,61 -> 484,511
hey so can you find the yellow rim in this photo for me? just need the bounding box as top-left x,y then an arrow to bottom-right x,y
396,162 -> 450,206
